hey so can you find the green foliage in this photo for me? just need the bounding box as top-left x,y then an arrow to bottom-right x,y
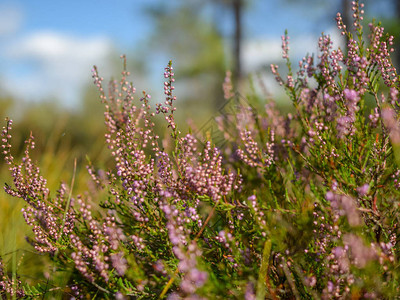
3,1 -> 400,299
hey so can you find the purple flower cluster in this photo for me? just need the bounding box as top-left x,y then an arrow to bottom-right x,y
3,2 -> 400,299
0,258 -> 25,298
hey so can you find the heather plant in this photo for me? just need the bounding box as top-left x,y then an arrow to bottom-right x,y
2,1 -> 400,299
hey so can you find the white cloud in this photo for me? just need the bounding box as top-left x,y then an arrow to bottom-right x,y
242,35 -> 320,74
3,31 -> 115,107
242,38 -> 282,72
1,26 -> 346,107
242,27 -> 345,99
242,27 -> 344,74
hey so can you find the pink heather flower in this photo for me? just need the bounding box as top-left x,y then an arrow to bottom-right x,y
382,107 -> 400,145
390,87 -> 399,105
325,191 -> 335,201
281,33 -> 290,59
306,276 -> 317,287
110,252 -> 127,276
356,183 -> 369,197
343,88 -> 359,103
223,70 -> 235,100
244,282 -> 256,300
343,234 -> 377,268
248,195 -> 256,201
115,292 -> 126,300
326,192 -> 361,227
369,107 -> 379,127
327,281 -> 334,293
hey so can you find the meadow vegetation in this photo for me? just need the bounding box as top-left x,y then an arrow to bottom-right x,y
2,1 -> 400,298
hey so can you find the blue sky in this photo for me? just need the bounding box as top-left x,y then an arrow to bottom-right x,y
0,0 -> 394,108
12,1 -> 154,48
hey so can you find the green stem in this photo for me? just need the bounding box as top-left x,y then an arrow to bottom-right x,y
59,158 -> 77,240
256,239 -> 271,300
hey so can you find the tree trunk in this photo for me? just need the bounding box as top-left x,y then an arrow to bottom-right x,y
341,0 -> 351,50
233,0 -> 242,84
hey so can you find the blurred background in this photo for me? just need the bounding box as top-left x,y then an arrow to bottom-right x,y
0,0 -> 399,287
1,0 -> 399,123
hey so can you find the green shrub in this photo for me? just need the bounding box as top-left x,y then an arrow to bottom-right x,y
2,1 -> 400,298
